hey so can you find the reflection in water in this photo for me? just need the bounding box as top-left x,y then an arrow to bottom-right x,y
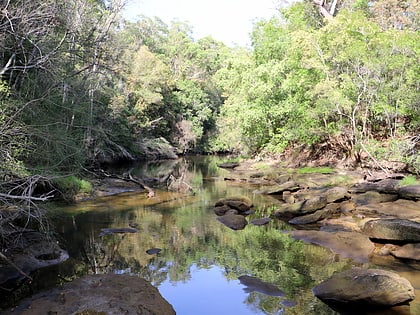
20,156 -> 418,314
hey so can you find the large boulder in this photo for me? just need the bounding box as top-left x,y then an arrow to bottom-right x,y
254,181 -> 300,195
362,219 -> 420,242
4,274 -> 176,315
313,268 -> 415,308
216,214 -> 248,230
288,230 -> 374,263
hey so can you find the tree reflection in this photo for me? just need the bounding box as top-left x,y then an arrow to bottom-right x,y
53,157 -> 350,314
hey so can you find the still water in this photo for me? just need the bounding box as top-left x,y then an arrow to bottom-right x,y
28,156 -> 415,314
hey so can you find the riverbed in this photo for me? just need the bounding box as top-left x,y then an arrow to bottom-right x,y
3,156 -> 419,314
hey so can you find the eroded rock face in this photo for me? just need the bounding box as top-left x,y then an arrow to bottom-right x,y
362,219 -> 420,242
4,274 -> 175,315
313,268 -> 415,308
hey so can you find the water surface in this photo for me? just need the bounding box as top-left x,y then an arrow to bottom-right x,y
14,156 -> 419,314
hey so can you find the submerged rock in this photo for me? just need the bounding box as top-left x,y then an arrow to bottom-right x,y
250,217 -> 271,226
288,230 -> 374,263
146,248 -> 161,255
362,219 -> 420,242
313,268 -> 415,308
216,214 -> 248,230
238,275 -> 284,296
4,274 -> 175,315
99,227 -> 138,236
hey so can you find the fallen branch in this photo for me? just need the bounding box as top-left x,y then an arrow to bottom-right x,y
100,169 -> 155,196
0,192 -> 54,202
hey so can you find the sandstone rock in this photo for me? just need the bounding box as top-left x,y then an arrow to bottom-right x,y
350,179 -> 400,194
356,199 -> 420,221
321,186 -> 350,203
339,200 -> 356,212
274,196 -> 327,218
362,219 -> 420,242
213,204 -> 232,216
215,196 -> 253,213
351,191 -> 398,205
313,268 -> 415,308
255,181 -> 300,195
3,274 -> 176,315
216,214 -> 248,230
390,243 -> 420,261
288,204 -> 339,225
398,185 -> 420,199
288,230 -> 374,263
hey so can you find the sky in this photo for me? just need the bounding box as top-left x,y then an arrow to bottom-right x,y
122,0 -> 288,46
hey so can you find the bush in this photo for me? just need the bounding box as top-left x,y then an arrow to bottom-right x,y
53,176 -> 92,197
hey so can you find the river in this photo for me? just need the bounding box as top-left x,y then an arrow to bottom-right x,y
4,156 -> 419,314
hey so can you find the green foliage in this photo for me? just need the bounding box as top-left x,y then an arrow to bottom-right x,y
399,175 -> 420,186
214,1 -> 419,166
296,167 -> 334,174
53,176 -> 93,195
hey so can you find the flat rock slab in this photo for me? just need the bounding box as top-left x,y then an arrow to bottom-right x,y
351,191 -> 398,205
362,219 -> 420,242
399,185 -> 420,199
4,274 -> 175,315
356,199 -> 420,221
313,268 -> 415,308
288,230 -> 374,263
390,243 -> 420,261
350,179 -> 401,194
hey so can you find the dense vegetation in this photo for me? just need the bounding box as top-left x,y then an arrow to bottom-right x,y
0,0 -> 419,182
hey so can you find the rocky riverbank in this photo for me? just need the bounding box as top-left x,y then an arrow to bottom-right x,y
214,159 -> 420,313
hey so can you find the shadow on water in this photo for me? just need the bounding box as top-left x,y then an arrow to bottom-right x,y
1,156 -> 418,315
